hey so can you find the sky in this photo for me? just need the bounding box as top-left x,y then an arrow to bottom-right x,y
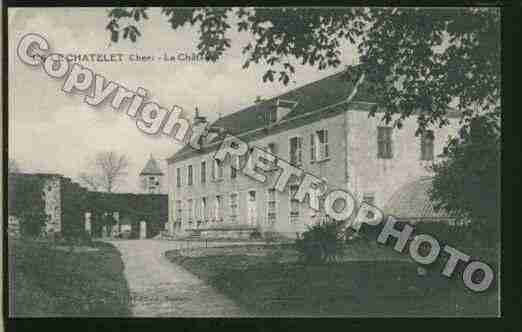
8,8 -> 359,193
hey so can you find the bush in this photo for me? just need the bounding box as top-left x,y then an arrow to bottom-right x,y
413,220 -> 499,251
295,221 -> 345,264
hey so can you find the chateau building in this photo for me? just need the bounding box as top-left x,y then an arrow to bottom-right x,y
166,70 -> 459,238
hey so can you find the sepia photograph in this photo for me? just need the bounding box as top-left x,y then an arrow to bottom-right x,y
6,6 -> 500,318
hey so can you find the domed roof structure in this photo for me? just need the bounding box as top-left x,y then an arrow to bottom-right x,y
384,177 -> 454,223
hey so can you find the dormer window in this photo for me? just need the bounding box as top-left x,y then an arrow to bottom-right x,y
276,99 -> 298,122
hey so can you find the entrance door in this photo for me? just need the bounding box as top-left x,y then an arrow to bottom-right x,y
247,190 -> 257,226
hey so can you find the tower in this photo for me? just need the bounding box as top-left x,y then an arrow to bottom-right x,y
140,154 -> 164,194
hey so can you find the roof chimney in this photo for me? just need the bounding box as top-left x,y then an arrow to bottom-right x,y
193,106 -> 207,126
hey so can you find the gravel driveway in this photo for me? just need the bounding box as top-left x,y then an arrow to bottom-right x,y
108,239 -> 252,317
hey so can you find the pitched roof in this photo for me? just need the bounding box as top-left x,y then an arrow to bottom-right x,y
384,177 -> 454,222
168,69 -> 364,163
166,67 -> 461,164
140,156 -> 163,175
210,70 -> 363,136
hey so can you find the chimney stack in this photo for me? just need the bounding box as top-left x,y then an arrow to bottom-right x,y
276,99 -> 298,122
193,106 -> 207,126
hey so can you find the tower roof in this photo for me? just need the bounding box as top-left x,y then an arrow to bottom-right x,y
140,155 -> 164,176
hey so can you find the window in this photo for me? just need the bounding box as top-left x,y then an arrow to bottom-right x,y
311,129 -> 329,162
214,195 -> 223,221
187,199 -> 194,224
201,197 -> 208,221
267,188 -> 277,226
212,159 -> 224,180
267,142 -> 277,155
421,130 -> 435,161
377,126 -> 393,159
248,190 -> 256,202
201,161 -> 206,184
229,193 -> 239,223
176,168 -> 181,188
289,136 -> 303,166
188,165 -> 193,185
230,165 -> 237,179
175,200 -> 182,223
363,193 -> 375,206
290,185 -> 300,224
263,143 -> 278,170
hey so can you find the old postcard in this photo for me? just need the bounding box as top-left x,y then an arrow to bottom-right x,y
6,7 -> 500,317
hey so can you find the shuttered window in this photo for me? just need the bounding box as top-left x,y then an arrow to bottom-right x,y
201,197 -> 208,221
229,193 -> 239,223
188,165 -> 193,185
176,168 -> 182,187
289,136 -> 303,166
377,126 -> 393,159
212,159 -> 223,180
290,185 -> 300,224
267,188 -> 277,226
420,130 -> 435,161
201,161 -> 206,184
311,129 -> 329,161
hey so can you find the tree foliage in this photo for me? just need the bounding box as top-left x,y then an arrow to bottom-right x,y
8,175 -> 48,237
106,7 -> 499,133
105,7 -> 501,228
78,151 -> 130,193
430,112 -> 500,236
295,221 -> 345,264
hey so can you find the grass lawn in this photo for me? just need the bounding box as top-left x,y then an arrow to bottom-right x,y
8,238 -> 131,317
165,243 -> 499,317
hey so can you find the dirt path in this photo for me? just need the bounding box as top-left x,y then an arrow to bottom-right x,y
108,239 -> 250,317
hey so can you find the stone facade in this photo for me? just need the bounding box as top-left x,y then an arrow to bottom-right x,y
42,176 -> 62,234
167,108 -> 459,238
346,110 -> 459,209
8,173 -> 65,236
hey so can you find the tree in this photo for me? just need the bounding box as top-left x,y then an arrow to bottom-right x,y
8,175 -> 47,237
105,7 -> 499,134
78,151 -> 130,193
104,7 -> 501,230
430,112 -> 500,245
